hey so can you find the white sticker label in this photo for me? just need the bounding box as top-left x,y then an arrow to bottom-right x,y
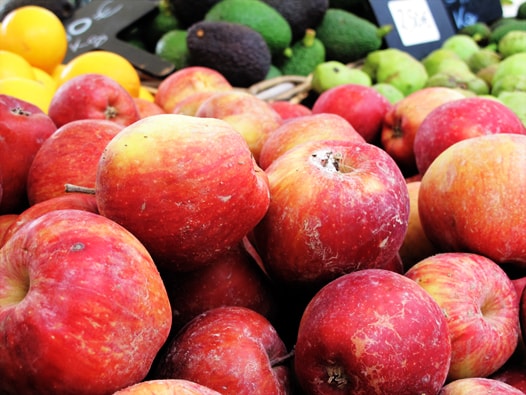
388,0 -> 441,46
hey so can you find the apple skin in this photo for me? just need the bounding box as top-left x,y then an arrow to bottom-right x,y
294,269 -> 451,395
171,91 -> 219,116
258,112 -> 365,170
398,180 -> 439,271
96,114 -> 270,272
0,94 -> 57,214
154,66 -> 233,113
113,379 -> 223,395
439,377 -> 525,394
311,83 -> 393,144
0,193 -> 99,247
152,306 -> 291,395
490,361 -> 526,394
195,90 -> 283,164
268,101 -> 312,120
48,73 -> 141,128
418,133 -> 526,267
0,214 -> 17,243
252,139 -> 409,289
380,87 -> 465,176
405,252 -> 520,380
133,97 -> 166,118
26,119 -> 124,205
414,96 -> 526,175
0,209 -> 172,395
162,238 -> 278,333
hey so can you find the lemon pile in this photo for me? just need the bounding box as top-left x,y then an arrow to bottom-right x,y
0,5 -> 151,114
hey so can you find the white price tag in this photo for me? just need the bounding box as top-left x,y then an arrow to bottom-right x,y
388,0 -> 441,47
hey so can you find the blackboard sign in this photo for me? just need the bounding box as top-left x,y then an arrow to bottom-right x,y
442,0 -> 503,29
368,0 -> 457,59
62,0 -> 175,78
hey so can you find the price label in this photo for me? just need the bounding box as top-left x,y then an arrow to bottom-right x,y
387,0 -> 441,46
368,0 -> 456,59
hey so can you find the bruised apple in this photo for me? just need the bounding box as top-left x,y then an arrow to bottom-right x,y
26,119 -> 123,205
258,113 -> 365,170
418,134 -> 526,267
252,139 -> 409,289
0,94 -> 57,213
153,306 -> 291,395
294,269 -> 451,394
0,209 -> 172,395
48,73 -> 140,128
414,96 -> 526,175
96,114 -> 270,272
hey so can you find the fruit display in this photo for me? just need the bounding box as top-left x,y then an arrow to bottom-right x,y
3,0 -> 526,394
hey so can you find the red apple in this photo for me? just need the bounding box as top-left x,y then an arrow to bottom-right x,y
294,269 -> 451,394
491,361 -> 526,393
405,252 -> 520,380
311,83 -> 393,144
95,114 -> 270,272
0,214 -> 17,243
195,90 -> 282,164
414,96 -> 526,175
113,379 -> 223,395
48,73 -> 141,128
258,112 -> 365,170
381,87 -> 465,176
439,377 -> 525,394
26,119 -> 123,205
162,239 -> 277,333
398,180 -> 439,271
152,306 -> 291,395
0,193 -> 99,247
418,133 -> 526,267
0,209 -> 172,394
133,97 -> 165,118
171,91 -> 219,116
268,100 -> 312,120
154,66 -> 233,113
252,139 -> 409,289
0,94 -> 57,214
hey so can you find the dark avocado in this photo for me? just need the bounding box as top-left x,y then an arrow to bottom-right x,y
186,20 -> 272,87
262,0 -> 329,41
167,0 -> 221,28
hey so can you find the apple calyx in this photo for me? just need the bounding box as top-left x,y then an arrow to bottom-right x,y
104,106 -> 119,120
311,150 -> 353,173
10,105 -> 31,117
326,365 -> 349,389
64,183 -> 96,195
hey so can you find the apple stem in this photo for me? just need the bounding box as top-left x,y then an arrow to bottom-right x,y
270,349 -> 295,367
64,183 -> 96,195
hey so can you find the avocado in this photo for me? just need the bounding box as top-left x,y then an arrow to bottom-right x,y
278,29 -> 326,76
490,18 -> 526,44
167,0 -> 221,28
204,0 -> 293,58
186,20 -> 271,87
315,8 -> 392,64
261,0 -> 329,41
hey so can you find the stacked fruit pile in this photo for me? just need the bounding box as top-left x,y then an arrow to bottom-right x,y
3,1 -> 526,394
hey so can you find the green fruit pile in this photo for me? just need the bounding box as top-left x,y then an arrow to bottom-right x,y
123,0 -> 392,87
